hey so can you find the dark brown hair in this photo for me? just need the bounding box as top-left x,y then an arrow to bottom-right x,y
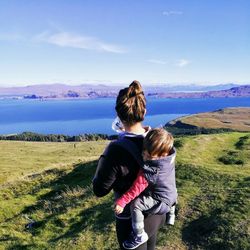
115,80 -> 146,126
143,128 -> 174,157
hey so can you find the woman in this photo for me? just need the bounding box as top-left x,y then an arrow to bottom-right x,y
92,80 -> 166,250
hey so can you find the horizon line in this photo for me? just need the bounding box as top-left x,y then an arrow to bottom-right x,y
0,82 -> 248,88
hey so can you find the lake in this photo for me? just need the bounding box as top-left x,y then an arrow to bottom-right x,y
0,97 -> 250,135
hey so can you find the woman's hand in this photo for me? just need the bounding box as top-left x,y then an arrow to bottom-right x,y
114,204 -> 124,214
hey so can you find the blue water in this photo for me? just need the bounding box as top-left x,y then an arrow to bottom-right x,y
0,97 -> 249,135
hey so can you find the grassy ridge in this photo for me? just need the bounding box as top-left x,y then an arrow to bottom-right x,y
0,133 -> 249,249
166,108 -> 250,133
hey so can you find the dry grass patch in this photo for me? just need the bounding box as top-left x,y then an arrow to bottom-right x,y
180,107 -> 250,131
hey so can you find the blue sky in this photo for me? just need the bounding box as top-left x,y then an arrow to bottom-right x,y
0,0 -> 249,86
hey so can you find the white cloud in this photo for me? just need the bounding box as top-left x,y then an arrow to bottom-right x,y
147,59 -> 167,65
163,11 -> 183,16
34,31 -> 126,53
176,59 -> 191,67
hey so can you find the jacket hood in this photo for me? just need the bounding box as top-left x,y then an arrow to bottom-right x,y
144,147 -> 176,168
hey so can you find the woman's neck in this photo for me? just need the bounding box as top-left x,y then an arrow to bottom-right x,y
124,122 -> 146,135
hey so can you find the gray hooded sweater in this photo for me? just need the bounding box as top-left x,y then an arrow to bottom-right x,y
142,148 -> 177,207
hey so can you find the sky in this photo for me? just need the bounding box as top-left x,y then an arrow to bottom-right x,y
0,0 -> 250,87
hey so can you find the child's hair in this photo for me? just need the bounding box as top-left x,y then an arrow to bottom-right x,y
143,128 -> 174,157
115,80 -> 146,126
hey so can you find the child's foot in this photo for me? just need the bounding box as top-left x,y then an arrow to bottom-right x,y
166,205 -> 175,225
123,231 -> 148,249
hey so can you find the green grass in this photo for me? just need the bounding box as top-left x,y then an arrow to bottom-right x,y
0,140 -> 108,184
0,133 -> 249,249
176,132 -> 250,175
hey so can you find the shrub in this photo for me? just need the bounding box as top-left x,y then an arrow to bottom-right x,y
174,138 -> 184,149
0,132 -> 109,142
218,151 -> 244,165
235,135 -> 250,149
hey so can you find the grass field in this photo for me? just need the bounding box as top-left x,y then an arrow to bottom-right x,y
0,132 -> 249,249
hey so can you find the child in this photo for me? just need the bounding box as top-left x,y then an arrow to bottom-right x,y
114,128 -> 177,249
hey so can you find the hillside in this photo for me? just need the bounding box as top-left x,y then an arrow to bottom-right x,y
0,132 -> 249,249
166,107 -> 250,134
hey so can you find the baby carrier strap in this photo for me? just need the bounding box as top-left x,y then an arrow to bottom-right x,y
112,137 -> 144,167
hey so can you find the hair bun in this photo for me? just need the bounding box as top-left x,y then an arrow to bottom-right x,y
128,80 -> 143,98
115,80 -> 146,125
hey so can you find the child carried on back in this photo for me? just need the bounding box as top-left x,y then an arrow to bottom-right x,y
114,128 -> 177,249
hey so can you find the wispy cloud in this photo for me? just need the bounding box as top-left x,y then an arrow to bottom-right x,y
0,30 -> 126,54
176,59 -> 191,67
163,11 -> 183,16
34,31 -> 126,53
147,59 -> 167,65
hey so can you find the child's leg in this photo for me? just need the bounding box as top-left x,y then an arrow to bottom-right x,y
123,196 -> 160,249
130,196 -> 160,235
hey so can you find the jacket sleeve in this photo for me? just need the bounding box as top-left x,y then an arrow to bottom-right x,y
115,169 -> 148,208
92,143 -> 119,197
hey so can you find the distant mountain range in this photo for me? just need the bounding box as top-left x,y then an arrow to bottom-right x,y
0,83 -> 120,99
144,83 -> 240,92
0,83 -> 249,99
148,85 -> 250,98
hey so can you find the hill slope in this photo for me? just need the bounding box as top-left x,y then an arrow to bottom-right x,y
166,107 -> 250,133
0,132 -> 249,249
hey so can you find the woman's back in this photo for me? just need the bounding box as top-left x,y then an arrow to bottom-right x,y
93,80 -> 166,249
93,135 -> 143,197
93,133 -> 166,249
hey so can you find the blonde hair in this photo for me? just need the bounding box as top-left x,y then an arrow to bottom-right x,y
115,80 -> 146,126
143,128 -> 174,157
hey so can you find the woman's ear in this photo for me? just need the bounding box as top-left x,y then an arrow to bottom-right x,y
144,108 -> 147,116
